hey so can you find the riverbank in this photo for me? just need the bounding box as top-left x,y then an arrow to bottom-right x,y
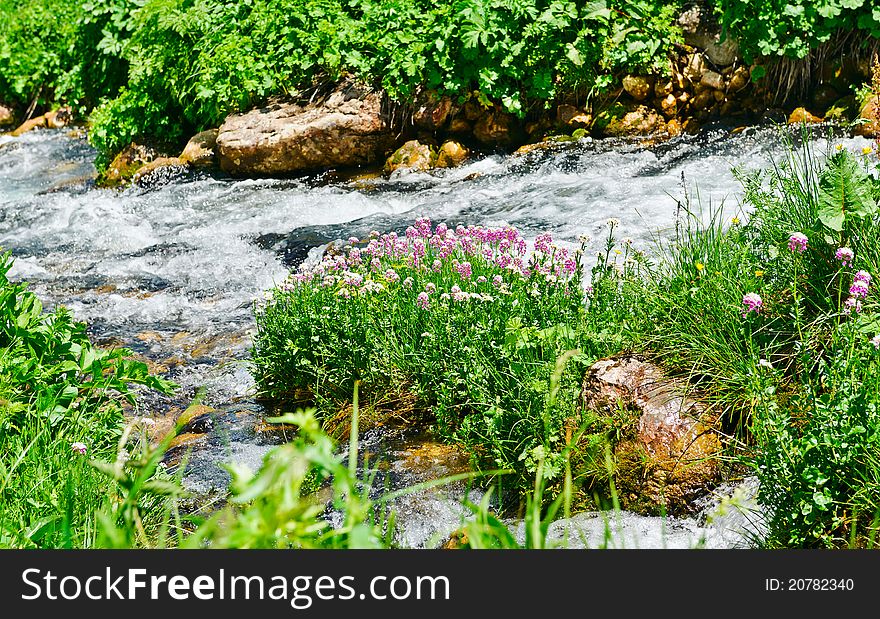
2,1 -> 879,183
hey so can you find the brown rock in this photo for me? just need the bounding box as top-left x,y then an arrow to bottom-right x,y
788,107 -> 823,124
412,90 -> 452,131
10,115 -> 47,136
435,140 -> 469,168
179,129 -> 218,167
654,80 -> 674,98
666,119 -> 683,136
700,70 -> 724,91
216,83 -> 396,175
854,96 -> 880,138
683,53 -> 705,83
581,357 -> 721,513
600,105 -> 666,138
691,90 -> 715,111
728,66 -> 750,92
384,140 -> 437,174
622,75 -> 653,101
448,117 -> 472,134
473,106 -> 517,146
713,89 -> 726,102
0,104 -> 14,127
556,104 -> 579,125
660,93 -> 678,118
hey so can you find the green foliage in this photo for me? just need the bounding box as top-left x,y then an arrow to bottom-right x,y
721,0 -> 880,60
0,250 -> 175,547
0,0 -> 136,113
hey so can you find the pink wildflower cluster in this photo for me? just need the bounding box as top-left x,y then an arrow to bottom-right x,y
788,232 -> 808,253
835,247 -> 854,267
843,269 -> 872,315
278,218 -> 581,310
742,292 -> 763,317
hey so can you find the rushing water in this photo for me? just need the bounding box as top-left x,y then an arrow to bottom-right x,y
2,124 -> 870,547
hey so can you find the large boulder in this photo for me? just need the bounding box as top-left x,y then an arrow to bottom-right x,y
100,142 -> 161,187
216,83 -> 396,175
472,105 -> 519,146
678,3 -> 741,67
580,356 -> 721,514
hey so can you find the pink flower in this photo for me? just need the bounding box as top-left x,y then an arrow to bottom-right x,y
456,261 -> 472,280
402,277 -> 414,289
416,292 -> 430,309
425,283 -> 436,294
849,281 -> 869,299
71,442 -> 87,455
854,270 -> 872,285
370,258 -> 381,271
492,275 -> 504,288
844,296 -> 863,315
871,335 -> 880,350
742,292 -> 763,317
432,259 -> 442,272
385,269 -> 400,283
535,233 -> 552,253
788,232 -> 808,253
835,247 -> 854,267
476,276 -> 488,284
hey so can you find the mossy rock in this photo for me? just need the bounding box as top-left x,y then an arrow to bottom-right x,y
384,140 -> 438,174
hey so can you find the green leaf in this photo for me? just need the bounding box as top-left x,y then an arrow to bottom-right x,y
816,151 -> 877,232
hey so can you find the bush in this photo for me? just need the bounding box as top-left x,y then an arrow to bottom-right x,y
720,0 -> 880,60
251,219 -> 643,495
0,251 -> 175,547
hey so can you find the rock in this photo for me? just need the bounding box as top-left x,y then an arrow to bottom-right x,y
412,90 -> 452,131
216,83 -> 396,175
131,157 -> 186,184
660,93 -> 678,118
384,140 -> 437,174
45,106 -> 72,129
0,104 -> 14,127
678,4 -> 741,67
700,70 -> 724,91
854,96 -> 880,138
472,105 -> 518,146
622,75 -> 653,101
666,119 -> 683,136
101,143 -> 161,187
448,117 -> 472,134
11,115 -> 48,136
691,90 -> 715,111
580,356 -> 721,513
728,66 -> 750,91
683,53 -> 705,83
654,80 -> 674,97
179,129 -> 218,167
556,104 -> 579,125
435,140 -> 469,168
787,107 -> 823,124
594,104 -> 665,138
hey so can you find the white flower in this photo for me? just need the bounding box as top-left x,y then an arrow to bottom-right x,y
758,359 -> 773,369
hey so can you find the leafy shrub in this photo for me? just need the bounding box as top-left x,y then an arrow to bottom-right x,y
0,251 -> 175,547
720,0 -> 880,60
0,0 -> 136,113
